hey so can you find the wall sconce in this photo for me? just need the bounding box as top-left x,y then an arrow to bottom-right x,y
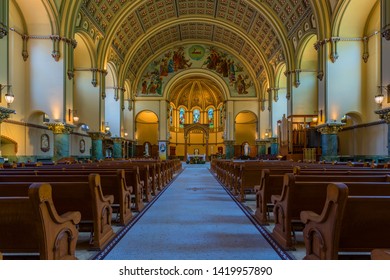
265,128 -> 271,138
0,84 -> 15,108
105,122 -> 110,132
68,109 -> 79,122
375,85 -> 389,106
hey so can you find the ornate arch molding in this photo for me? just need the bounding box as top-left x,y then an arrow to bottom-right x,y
184,124 -> 210,139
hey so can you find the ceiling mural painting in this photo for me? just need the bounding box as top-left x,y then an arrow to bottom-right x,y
136,44 -> 255,98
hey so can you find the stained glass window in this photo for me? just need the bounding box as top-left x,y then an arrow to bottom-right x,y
179,107 -> 185,128
193,109 -> 200,123
208,108 -> 214,128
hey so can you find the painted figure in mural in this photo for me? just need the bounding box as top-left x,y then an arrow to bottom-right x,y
141,80 -> 147,94
173,47 -> 192,71
228,59 -> 236,84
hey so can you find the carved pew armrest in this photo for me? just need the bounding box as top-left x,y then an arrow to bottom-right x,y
58,211 -> 82,225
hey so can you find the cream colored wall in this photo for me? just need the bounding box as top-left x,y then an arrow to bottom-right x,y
327,43 -> 363,122
74,34 -> 101,132
339,124 -> 387,156
105,89 -> 121,137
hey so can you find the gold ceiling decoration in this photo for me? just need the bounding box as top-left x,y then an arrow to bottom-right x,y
169,77 -> 225,109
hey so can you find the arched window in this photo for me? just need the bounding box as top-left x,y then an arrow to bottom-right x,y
208,108 -> 214,128
169,105 -> 173,126
193,109 -> 200,123
179,107 -> 185,128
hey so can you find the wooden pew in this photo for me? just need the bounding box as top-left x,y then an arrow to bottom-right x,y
256,170 -> 390,225
0,174 -> 115,250
371,249 -> 390,260
0,169 -> 133,226
301,183 -> 390,259
0,183 -> 81,260
271,174 -> 390,250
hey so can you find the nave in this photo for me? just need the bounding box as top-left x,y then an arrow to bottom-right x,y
90,164 -> 289,260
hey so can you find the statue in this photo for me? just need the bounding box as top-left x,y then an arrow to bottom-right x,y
244,142 -> 250,156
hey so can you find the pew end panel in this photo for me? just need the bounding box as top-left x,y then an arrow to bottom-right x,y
300,183 -> 349,260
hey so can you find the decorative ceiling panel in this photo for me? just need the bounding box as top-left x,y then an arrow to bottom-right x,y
112,13 -> 144,59
136,0 -> 177,31
177,0 -> 216,17
263,0 -> 312,35
78,0 -> 315,82
215,0 -> 257,33
180,23 -> 214,41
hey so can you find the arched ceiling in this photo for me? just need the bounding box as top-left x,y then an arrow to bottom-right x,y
169,77 -> 225,109
77,0 -> 315,86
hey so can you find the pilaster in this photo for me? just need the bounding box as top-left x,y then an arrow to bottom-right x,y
45,122 -> 74,160
112,137 -> 124,159
316,122 -> 345,160
88,132 -> 106,160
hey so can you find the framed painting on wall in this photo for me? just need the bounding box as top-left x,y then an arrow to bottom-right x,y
80,139 -> 85,154
40,134 -> 50,152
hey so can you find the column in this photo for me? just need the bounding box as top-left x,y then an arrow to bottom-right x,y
88,132 -> 105,160
46,123 -> 74,161
112,137 -> 124,159
269,137 -> 279,155
256,139 -> 269,156
316,122 -> 345,161
375,108 -> 390,155
224,140 -> 235,159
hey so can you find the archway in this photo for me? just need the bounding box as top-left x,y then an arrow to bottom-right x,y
135,110 -> 159,157
234,111 -> 258,158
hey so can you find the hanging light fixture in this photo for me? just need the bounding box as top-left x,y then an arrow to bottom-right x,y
375,85 -> 389,106
0,84 -> 15,108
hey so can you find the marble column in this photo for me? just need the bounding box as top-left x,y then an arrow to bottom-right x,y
224,140 -> 235,159
88,132 -> 105,160
269,137 -> 279,155
316,122 -> 345,161
375,107 -> 390,155
46,122 -> 74,161
256,139 -> 269,156
112,137 -> 124,159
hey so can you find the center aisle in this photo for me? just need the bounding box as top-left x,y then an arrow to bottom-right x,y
98,164 -> 286,260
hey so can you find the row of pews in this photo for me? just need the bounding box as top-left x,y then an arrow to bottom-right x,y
211,158 -> 390,260
0,158 -> 182,260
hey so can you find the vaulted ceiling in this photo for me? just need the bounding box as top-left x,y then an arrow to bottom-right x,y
76,0 -> 316,86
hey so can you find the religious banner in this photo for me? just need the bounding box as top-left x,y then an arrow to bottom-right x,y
158,141 -> 167,160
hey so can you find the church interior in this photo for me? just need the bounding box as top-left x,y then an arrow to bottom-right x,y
1,0 -> 390,261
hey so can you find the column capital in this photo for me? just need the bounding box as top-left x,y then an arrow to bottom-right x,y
375,107 -> 390,124
316,122 -> 345,135
45,122 -> 74,134
0,107 -> 16,123
88,131 -> 106,140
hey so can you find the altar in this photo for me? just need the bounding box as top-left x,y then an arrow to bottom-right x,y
187,153 -> 206,162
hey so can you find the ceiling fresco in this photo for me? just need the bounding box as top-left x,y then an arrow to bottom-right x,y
136,44 -> 255,97
77,0 -> 315,95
